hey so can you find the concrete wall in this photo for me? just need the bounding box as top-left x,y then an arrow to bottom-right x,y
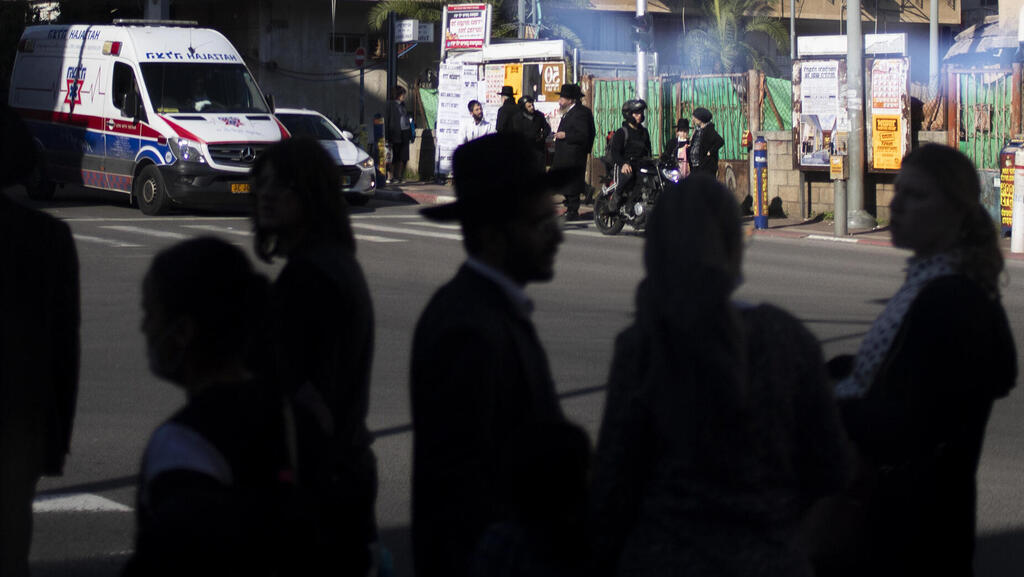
757,130 -> 949,223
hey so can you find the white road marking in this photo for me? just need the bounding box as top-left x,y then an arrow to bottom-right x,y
64,217 -> 248,222
33,493 -> 132,513
352,222 -> 462,241
351,214 -> 421,219
356,234 -> 406,243
183,224 -> 253,237
100,226 -> 191,240
404,221 -> 461,230
73,234 -> 142,248
564,228 -> 615,239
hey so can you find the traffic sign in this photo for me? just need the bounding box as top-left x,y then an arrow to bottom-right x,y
354,46 -> 365,68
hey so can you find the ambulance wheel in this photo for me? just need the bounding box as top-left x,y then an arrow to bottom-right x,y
593,195 -> 624,235
136,165 -> 169,216
25,162 -> 56,201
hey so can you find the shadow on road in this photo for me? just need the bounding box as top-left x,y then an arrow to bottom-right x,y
379,525 -> 413,577
33,553 -> 130,577
36,475 -> 137,497
976,527 -> 1024,576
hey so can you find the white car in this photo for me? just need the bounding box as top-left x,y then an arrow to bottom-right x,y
274,108 -> 377,205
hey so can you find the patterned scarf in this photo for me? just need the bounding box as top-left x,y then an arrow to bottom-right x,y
834,252 -> 959,400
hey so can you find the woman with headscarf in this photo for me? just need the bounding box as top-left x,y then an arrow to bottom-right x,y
688,108 -> 724,178
511,94 -> 551,167
589,176 -> 849,577
829,144 -> 1016,577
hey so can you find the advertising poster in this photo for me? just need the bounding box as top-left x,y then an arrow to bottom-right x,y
539,62 -> 564,103
797,60 -> 840,167
868,58 -> 909,171
435,62 -> 469,174
872,114 -> 901,170
503,64 -> 523,103
444,4 -> 489,51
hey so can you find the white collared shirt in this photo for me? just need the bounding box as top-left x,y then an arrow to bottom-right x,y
461,117 -> 495,144
465,257 -> 534,318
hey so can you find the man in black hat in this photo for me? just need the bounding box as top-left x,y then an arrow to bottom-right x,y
410,132 -> 572,577
551,83 -> 595,220
688,107 -> 724,178
495,85 -> 519,134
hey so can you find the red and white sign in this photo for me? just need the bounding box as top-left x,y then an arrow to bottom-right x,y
443,4 -> 490,52
354,47 -> 365,68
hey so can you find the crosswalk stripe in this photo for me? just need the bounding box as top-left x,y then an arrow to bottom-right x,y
352,214 -> 421,220
100,225 -> 191,240
356,234 -> 406,243
73,234 -> 143,248
33,493 -> 132,513
564,228 -> 617,239
352,222 -> 462,241
183,224 -> 253,237
403,221 -> 461,230
64,217 -> 248,223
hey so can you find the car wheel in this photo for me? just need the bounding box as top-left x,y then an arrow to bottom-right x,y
135,165 -> 170,216
25,161 -> 56,201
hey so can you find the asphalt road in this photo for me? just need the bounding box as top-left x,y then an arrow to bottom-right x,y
18,186 -> 1024,576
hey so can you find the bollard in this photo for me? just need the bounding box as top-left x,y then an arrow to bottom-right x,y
1013,149 -> 1024,253
753,136 -> 768,230
373,114 -> 387,182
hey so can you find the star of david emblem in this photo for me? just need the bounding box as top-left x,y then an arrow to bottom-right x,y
64,78 -> 83,105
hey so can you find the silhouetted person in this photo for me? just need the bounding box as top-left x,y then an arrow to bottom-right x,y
124,237 -> 287,576
511,95 -> 551,168
411,132 -> 575,577
551,83 -> 595,220
589,176 -> 848,577
472,421 -> 591,577
495,85 -> 518,134
688,107 -> 724,178
387,85 -> 412,183
830,145 -> 1016,577
0,104 -> 79,577
251,137 -> 378,576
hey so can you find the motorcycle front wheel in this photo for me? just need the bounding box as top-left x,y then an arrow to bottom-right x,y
593,195 -> 625,235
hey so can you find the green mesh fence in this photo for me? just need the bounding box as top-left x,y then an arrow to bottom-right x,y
661,75 -> 750,161
762,77 -> 792,131
591,79 -> 666,159
420,88 -> 438,130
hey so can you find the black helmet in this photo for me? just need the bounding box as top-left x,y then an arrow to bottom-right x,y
621,99 -> 647,123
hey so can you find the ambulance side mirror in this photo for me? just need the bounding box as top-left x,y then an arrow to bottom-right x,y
123,90 -> 140,122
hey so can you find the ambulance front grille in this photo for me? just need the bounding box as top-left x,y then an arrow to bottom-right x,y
207,144 -> 267,167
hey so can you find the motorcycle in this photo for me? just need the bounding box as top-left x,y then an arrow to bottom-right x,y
593,156 -> 681,235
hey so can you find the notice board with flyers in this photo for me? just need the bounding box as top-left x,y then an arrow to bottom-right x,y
865,57 -> 910,172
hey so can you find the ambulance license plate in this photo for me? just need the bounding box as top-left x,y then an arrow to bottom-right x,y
230,183 -> 250,194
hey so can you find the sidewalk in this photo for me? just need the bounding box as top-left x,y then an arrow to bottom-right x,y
375,181 -> 1023,259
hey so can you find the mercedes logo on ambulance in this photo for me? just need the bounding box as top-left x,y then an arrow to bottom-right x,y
240,147 -> 256,163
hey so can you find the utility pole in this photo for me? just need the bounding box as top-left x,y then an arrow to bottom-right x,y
929,0 -> 939,99
145,0 -> 169,19
635,0 -> 648,101
846,0 -> 876,229
519,0 -> 526,38
790,0 -> 796,60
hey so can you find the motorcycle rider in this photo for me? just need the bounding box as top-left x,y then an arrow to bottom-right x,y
607,99 -> 652,211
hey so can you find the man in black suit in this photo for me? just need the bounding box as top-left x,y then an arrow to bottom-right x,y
410,133 -> 574,577
0,104 -> 80,577
494,85 -> 518,133
551,83 -> 596,220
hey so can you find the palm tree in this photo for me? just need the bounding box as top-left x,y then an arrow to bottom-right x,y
368,0 -> 584,48
680,0 -> 789,74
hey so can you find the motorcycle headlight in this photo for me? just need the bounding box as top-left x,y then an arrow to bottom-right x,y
358,156 -> 374,169
662,167 -> 681,183
168,137 -> 205,163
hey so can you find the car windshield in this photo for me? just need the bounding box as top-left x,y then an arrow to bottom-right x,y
277,113 -> 345,140
140,63 -> 269,114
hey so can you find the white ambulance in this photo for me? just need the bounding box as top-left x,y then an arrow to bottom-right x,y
8,21 -> 286,214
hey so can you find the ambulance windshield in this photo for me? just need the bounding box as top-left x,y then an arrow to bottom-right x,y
141,63 -> 269,114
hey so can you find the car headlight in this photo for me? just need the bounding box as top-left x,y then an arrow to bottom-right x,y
358,156 -> 374,169
661,167 -> 681,183
168,137 -> 205,163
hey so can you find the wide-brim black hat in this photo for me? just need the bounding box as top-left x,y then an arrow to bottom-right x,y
676,118 -> 690,131
422,133 -> 577,222
498,85 -> 515,97
557,83 -> 583,100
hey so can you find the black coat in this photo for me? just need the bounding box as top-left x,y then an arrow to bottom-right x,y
511,109 -> 551,161
688,122 -> 724,175
608,122 -> 652,165
495,99 -> 519,134
552,103 -> 596,169
411,265 -> 565,577
0,192 -> 79,477
839,275 -> 1016,577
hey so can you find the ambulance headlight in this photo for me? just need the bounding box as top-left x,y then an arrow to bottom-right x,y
168,137 -> 205,164
358,156 -> 374,169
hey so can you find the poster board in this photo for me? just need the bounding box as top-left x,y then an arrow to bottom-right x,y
435,63 -> 486,175
865,58 -> 910,172
441,4 -> 491,58
792,59 -> 849,170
